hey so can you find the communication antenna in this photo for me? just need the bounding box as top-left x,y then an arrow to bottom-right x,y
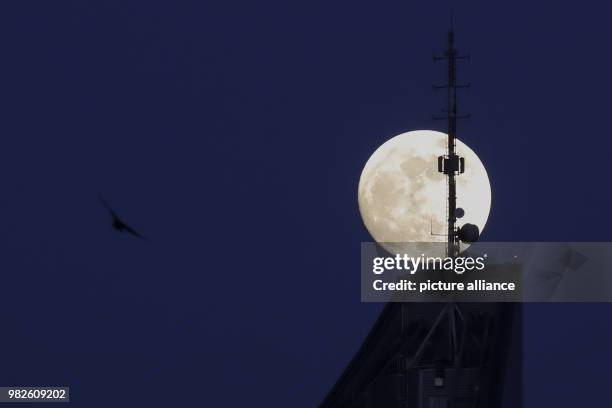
433,20 -> 481,385
433,19 -> 478,257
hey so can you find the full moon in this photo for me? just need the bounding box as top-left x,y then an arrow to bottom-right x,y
358,130 -> 491,255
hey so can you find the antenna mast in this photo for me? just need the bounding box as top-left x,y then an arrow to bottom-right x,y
434,21 -> 470,257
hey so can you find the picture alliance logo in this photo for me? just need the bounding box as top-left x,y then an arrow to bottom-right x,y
372,254 -> 487,275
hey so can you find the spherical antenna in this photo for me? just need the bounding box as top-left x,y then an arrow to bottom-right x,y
454,207 -> 465,218
458,223 -> 480,243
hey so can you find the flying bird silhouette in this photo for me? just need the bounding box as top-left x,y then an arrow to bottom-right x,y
98,194 -> 145,240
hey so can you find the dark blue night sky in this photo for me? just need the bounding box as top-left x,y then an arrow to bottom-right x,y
0,1 -> 610,406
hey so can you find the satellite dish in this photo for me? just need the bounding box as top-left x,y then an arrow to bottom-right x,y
454,208 -> 465,218
458,223 -> 480,243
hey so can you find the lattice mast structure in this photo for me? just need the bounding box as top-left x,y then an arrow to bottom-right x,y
434,22 -> 470,258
